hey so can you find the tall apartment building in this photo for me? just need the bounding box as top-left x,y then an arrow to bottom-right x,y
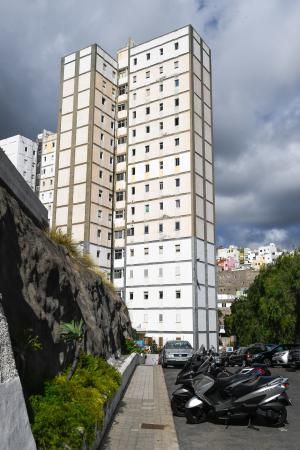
36,130 -> 57,226
53,25 -> 217,348
52,46 -> 118,273
0,135 -> 37,191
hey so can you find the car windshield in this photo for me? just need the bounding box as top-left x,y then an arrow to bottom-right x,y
237,347 -> 246,354
165,341 -> 192,349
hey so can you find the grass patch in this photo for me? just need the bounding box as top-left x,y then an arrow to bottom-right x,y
29,353 -> 121,449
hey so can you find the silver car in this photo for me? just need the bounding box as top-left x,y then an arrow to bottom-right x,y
272,345 -> 296,366
161,340 -> 193,367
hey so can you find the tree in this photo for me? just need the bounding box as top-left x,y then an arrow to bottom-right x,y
60,319 -> 85,381
229,252 -> 300,345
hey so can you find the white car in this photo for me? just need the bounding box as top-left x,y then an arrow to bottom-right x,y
272,345 -> 297,366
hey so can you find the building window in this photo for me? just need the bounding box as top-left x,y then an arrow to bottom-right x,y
159,245 -> 163,255
99,170 -> 102,178
118,103 -> 126,111
159,102 -> 163,111
145,204 -> 149,213
146,71 -> 150,79
133,111 -> 136,119
144,247 -> 149,255
175,244 -> 181,253
116,191 -> 124,201
115,249 -> 123,259
108,232 -> 112,240
131,167 -> 135,175
102,97 -> 106,105
130,249 -> 134,257
160,48 -> 164,55
146,106 -> 150,115
175,221 -> 180,231
159,202 -> 163,210
176,290 -> 181,299
133,75 -> 136,83
144,291 -> 149,300
159,142 -> 163,150
145,145 -> 150,153
159,84 -> 163,92
144,269 -> 149,278
159,291 -> 163,299
116,172 -> 125,181
144,225 -> 149,234
175,98 -> 179,107
101,115 -> 104,123
98,209 -> 102,218
115,210 -> 124,218
174,60 -> 179,69
127,227 -> 134,236
107,252 -> 110,260
132,148 -> 136,156
129,270 -> 133,278
97,229 -> 101,238
129,292 -> 134,300
175,42 -> 179,50
132,129 -> 136,137
159,121 -> 163,130
175,266 -> 180,276
176,199 -> 181,208
131,206 -> 135,215
146,88 -> 150,96
99,189 -> 102,198
118,119 -> 127,128
146,52 -> 150,60
175,117 -> 179,126
175,137 -> 180,146
159,314 -> 163,322
145,184 -> 149,192
175,157 -> 180,166
96,250 -> 100,258
159,66 -> 163,74
159,181 -> 163,190
131,186 -> 135,195
118,136 -> 127,145
176,314 -> 181,323
119,85 -> 127,95
159,267 -> 163,277
145,164 -> 150,172
133,57 -> 137,65
159,223 -> 163,233
175,178 -> 180,187
114,269 -> 122,279
146,126 -> 150,133
144,314 -> 148,323
175,79 -> 179,87
115,230 -> 123,239
117,154 -> 126,162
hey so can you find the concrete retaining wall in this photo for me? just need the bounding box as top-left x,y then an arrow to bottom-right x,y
94,353 -> 143,449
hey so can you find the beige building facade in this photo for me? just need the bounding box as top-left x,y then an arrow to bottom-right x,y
53,26 -> 217,348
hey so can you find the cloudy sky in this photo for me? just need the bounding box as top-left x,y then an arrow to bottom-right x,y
1,0 -> 300,250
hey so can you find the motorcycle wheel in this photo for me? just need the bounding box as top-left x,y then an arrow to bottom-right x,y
185,406 -> 207,424
171,397 -> 186,417
264,406 -> 287,427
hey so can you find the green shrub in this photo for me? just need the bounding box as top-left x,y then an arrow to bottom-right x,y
124,338 -> 142,354
29,353 -> 121,449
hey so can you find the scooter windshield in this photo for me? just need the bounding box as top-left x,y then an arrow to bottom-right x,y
193,375 -> 215,395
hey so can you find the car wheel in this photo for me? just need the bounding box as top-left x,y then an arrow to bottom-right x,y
263,358 -> 271,367
185,406 -> 207,424
171,397 -> 186,417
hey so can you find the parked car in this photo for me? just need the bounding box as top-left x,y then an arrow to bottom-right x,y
252,344 -> 290,366
288,346 -> 300,369
272,345 -> 298,366
229,345 -> 268,366
219,348 -> 236,367
160,340 -> 193,367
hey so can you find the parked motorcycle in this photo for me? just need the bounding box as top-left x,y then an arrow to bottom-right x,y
185,356 -> 291,427
172,355 -> 271,417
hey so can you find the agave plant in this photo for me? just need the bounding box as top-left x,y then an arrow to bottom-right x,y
60,319 -> 85,381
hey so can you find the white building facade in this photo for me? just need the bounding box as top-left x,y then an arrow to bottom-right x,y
52,25 -> 217,349
0,135 -> 37,191
36,130 -> 57,226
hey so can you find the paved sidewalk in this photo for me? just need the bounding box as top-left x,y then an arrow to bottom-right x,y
101,363 -> 179,450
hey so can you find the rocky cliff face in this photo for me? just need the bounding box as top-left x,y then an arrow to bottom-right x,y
0,184 -> 132,393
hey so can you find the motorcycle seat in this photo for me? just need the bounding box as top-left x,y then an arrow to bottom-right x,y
215,373 -> 246,388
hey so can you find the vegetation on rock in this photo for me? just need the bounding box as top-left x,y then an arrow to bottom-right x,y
225,252 -> 300,345
29,353 -> 121,449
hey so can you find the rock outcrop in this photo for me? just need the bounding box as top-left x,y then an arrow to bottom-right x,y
0,184 -> 132,392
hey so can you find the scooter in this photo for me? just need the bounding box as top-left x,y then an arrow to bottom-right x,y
171,357 -> 270,417
185,358 -> 291,427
